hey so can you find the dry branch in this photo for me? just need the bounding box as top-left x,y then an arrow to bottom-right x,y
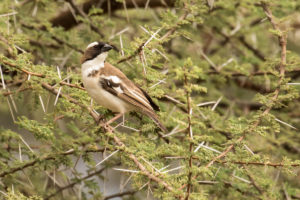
51,0 -> 175,30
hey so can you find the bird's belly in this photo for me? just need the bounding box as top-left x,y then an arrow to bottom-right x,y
82,76 -> 132,113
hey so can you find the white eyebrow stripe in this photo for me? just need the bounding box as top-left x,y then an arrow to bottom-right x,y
86,41 -> 98,49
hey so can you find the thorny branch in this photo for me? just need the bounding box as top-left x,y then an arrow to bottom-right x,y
0,147 -> 105,178
184,68 -> 193,200
65,0 -> 104,37
244,167 -> 264,195
0,59 -> 184,199
103,190 -> 137,200
217,160 -> 300,167
43,84 -> 183,199
117,10 -> 189,64
21,22 -> 84,54
178,2 -> 289,193
205,1 -> 288,168
44,167 -> 107,200
50,0 -> 175,30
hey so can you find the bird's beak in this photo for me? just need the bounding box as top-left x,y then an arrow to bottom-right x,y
102,44 -> 113,52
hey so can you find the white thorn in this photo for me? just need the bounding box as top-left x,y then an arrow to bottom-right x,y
109,27 -> 129,40
0,190 -> 7,197
142,50 -> 148,66
164,156 -> 184,159
211,96 -> 223,111
0,65 -> 6,89
6,98 -> 15,122
194,141 -> 205,152
141,50 -> 147,75
143,28 -> 162,47
244,144 -> 255,155
54,87 -> 62,106
119,35 -> 124,56
202,144 -> 221,153
153,48 -> 169,61
145,0 -> 151,9
96,150 -> 119,167
275,118 -> 297,130
163,125 -> 180,138
19,143 -> 22,162
121,173 -> 134,189
19,135 -> 34,153
162,166 -> 183,174
8,91 -> 18,113
197,101 -> 216,107
150,78 -> 166,88
120,125 -> 140,132
198,180 -> 218,184
113,168 -> 139,173
233,175 -> 251,184
158,165 -> 170,172
57,66 -> 62,79
218,58 -> 234,71
139,26 -> 159,40
14,45 -> 27,53
199,50 -> 217,71
141,157 -> 160,173
0,12 -> 18,17
39,95 -> 46,113
139,181 -> 149,190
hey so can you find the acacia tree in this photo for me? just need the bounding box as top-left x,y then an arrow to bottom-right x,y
0,0 -> 300,199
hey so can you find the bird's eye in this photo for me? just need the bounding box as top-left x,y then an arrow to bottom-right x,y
94,45 -> 102,49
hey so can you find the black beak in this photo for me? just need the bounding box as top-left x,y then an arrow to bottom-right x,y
102,44 -> 113,52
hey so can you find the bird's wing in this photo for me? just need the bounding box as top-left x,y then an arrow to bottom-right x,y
99,63 -> 166,132
99,62 -> 159,112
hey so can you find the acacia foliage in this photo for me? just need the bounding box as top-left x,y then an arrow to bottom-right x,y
0,0 -> 300,199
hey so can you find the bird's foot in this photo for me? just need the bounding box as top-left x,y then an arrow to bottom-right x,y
96,115 -> 105,125
105,113 -> 123,126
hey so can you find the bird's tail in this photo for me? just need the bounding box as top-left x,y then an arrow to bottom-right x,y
143,109 -> 167,133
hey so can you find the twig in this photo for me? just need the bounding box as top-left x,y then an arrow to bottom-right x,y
44,167 -> 107,200
244,167 -> 264,195
184,68 -> 193,199
103,190 -> 136,200
0,147 -> 103,178
216,160 -> 300,167
117,10 -> 188,64
65,0 -> 104,37
21,22 -> 84,54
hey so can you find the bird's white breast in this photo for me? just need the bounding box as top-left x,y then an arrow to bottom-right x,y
81,61 -> 131,113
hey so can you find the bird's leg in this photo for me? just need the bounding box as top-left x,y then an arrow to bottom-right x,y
106,113 -> 123,125
96,114 -> 104,125
122,114 -> 125,125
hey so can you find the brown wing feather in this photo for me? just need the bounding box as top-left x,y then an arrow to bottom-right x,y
138,87 -> 160,111
100,62 -> 157,111
100,77 -> 153,111
99,62 -> 166,132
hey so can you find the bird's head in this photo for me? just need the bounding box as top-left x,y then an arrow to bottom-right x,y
81,41 -> 114,64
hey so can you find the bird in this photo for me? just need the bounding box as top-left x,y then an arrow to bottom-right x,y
81,41 -> 167,132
